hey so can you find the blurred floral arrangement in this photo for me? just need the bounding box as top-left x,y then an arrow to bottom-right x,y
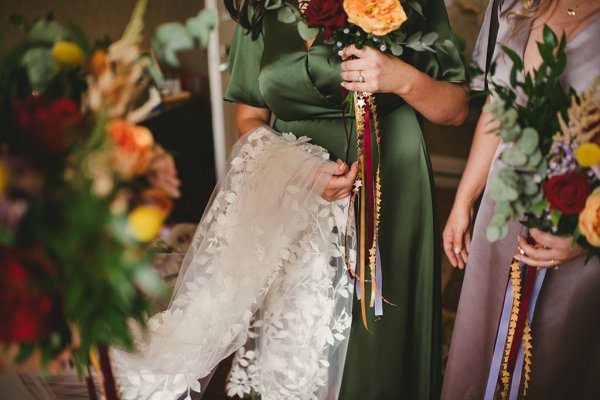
0,0 -> 215,376
485,26 -> 600,259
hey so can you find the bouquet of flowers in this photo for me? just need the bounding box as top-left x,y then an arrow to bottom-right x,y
486,26 -> 600,257
266,0 -> 455,327
0,0 -> 214,383
483,26 -> 599,399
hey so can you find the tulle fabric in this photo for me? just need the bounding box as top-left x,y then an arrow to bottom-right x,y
112,126 -> 355,400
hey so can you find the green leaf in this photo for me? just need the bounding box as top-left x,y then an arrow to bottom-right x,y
499,125 -> 521,142
277,6 -> 297,24
486,224 -> 501,242
489,176 -> 519,202
22,47 -> 56,89
515,127 -> 539,155
550,209 -> 562,227
297,20 -> 319,41
152,22 -> 195,67
406,31 -> 422,44
186,8 -> 218,48
390,43 -> 404,56
422,32 -> 438,46
501,146 -> 528,167
406,42 -> 425,52
523,179 -> 539,196
495,201 -> 513,218
542,24 -> 557,48
265,0 -> 284,9
408,1 -> 424,17
27,17 -> 67,44
530,198 -> 549,212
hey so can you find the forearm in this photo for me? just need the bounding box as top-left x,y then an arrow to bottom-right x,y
454,97 -> 500,209
395,65 -> 468,126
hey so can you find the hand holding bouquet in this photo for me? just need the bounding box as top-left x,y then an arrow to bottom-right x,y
486,26 -> 600,261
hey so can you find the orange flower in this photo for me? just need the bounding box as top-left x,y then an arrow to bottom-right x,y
579,187 -> 600,246
108,119 -> 154,180
89,49 -> 108,76
343,0 -> 407,36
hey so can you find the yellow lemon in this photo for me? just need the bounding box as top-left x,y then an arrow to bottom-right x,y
52,41 -> 85,66
576,142 -> 600,167
127,205 -> 166,242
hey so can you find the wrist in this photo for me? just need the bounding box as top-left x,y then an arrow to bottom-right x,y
393,61 -> 418,97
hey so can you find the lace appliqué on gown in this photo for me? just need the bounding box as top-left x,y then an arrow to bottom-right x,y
112,127 -> 355,400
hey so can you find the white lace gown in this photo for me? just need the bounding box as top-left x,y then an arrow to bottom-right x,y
112,127 -> 356,400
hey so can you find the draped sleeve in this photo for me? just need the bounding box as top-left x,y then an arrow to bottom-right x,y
409,0 -> 467,83
224,25 -> 268,108
470,0 -> 497,91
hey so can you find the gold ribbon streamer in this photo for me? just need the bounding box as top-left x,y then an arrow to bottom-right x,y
500,259 -> 522,399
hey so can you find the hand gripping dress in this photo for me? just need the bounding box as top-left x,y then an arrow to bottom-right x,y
225,1 -> 466,398
441,1 -> 600,399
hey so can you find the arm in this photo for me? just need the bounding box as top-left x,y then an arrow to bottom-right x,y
235,103 -> 271,136
340,45 -> 468,126
442,96 -> 500,268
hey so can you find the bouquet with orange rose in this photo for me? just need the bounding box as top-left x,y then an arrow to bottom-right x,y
268,0 -> 454,326
0,0 -> 212,387
485,27 -> 600,259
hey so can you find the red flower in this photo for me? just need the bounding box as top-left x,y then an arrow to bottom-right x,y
0,247 -> 58,343
304,0 -> 347,40
543,171 -> 590,215
12,96 -> 83,155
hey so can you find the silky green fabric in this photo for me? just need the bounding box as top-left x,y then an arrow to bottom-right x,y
225,1 -> 465,398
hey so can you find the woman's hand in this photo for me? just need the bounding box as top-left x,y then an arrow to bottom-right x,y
514,228 -> 586,268
340,45 -> 409,95
443,204 -> 474,269
321,160 -> 359,202
339,44 -> 468,126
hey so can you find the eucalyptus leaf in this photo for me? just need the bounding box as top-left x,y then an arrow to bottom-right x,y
297,20 -> 319,41
406,42 -> 425,52
501,146 -> 528,167
513,200 -> 528,219
523,179 -> 539,196
28,18 -> 67,44
422,32 -> 438,46
265,0 -> 284,10
408,1 -> 424,17
515,127 -> 539,155
22,47 -> 56,89
527,148 -> 543,167
390,43 -> 404,56
500,125 -> 521,142
406,31 -> 422,44
486,224 -> 500,242
277,6 -> 297,24
152,22 -> 195,67
489,176 -> 519,202
495,201 -> 513,219
186,8 -> 218,48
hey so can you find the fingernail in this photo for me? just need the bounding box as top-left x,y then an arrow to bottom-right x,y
453,247 -> 461,254
514,255 -> 521,261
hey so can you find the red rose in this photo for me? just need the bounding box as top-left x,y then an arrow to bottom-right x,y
543,171 -> 590,215
304,0 -> 347,40
0,247 -> 58,343
12,96 -> 83,156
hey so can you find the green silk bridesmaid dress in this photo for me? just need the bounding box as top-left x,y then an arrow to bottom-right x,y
224,1 -> 465,398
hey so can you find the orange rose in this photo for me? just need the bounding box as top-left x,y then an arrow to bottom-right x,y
108,119 -> 154,180
579,187 -> 600,246
343,0 -> 407,36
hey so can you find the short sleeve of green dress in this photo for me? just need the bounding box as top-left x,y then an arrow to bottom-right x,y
224,25 -> 268,109
223,1 -> 465,399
